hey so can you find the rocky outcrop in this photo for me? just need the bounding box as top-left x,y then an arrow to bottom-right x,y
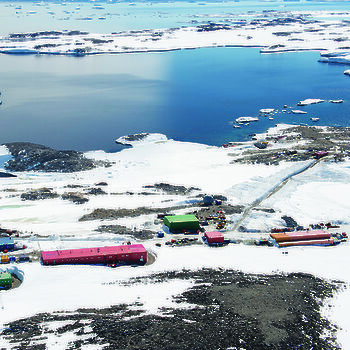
61,192 -> 89,204
3,142 -> 98,173
0,172 -> 16,178
197,23 -> 231,32
96,224 -> 155,240
115,133 -> 150,146
86,187 -> 107,196
143,183 -> 200,195
8,30 -> 88,39
21,188 -> 59,201
79,207 -> 160,221
95,182 -> 108,186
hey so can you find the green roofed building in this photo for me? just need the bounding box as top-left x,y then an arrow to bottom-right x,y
164,215 -> 200,233
0,272 -> 12,289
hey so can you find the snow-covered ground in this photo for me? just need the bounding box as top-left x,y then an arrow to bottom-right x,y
0,126 -> 350,349
0,126 -> 350,348
1,9 -> 350,64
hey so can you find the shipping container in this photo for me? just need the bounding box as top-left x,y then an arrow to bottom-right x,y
41,244 -> 147,266
1,255 -> 10,264
0,272 -> 12,288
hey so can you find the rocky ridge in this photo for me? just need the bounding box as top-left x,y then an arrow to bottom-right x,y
3,142 -> 109,173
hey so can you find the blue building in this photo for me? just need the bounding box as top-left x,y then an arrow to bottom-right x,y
0,235 -> 15,251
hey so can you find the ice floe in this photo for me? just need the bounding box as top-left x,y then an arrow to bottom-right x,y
235,116 -> 259,123
297,98 -> 324,106
291,109 -> 307,114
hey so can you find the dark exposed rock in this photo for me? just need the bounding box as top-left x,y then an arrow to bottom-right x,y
253,207 -> 275,213
3,142 -> 103,173
138,191 -> 158,196
143,183 -> 201,195
83,38 -> 113,44
230,125 -> 350,165
195,204 -> 243,223
272,31 -> 292,36
95,182 -> 108,186
21,188 -> 59,201
0,171 -> 16,178
266,16 -> 314,26
2,269 -> 342,350
79,207 -> 160,221
67,30 -> 88,36
197,23 -> 231,32
8,30 -> 88,40
268,44 -> 286,49
334,37 -> 348,42
96,224 -> 155,240
254,141 -> 268,149
79,201 -> 202,222
219,204 -> 244,214
61,192 -> 89,204
86,187 -> 107,196
115,133 -> 150,146
33,43 -> 62,50
64,184 -> 84,189
281,215 -> 299,228
8,31 -> 63,39
212,194 -> 228,202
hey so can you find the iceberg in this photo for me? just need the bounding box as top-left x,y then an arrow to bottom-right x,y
260,108 -> 275,114
320,50 -> 350,58
297,99 -> 324,106
235,116 -> 259,123
292,110 -> 307,114
319,54 -> 350,65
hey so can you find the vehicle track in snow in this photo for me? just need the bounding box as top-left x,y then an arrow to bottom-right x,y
232,158 -> 323,231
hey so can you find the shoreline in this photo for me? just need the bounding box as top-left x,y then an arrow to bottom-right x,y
1,10 -> 350,66
1,3 -> 350,348
1,124 -> 350,348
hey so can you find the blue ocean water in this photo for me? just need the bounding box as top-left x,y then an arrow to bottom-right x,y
0,0 -> 350,151
0,48 -> 349,151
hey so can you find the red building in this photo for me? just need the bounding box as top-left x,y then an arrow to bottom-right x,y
41,244 -> 147,266
314,151 -> 328,159
204,231 -> 224,245
270,230 -> 330,242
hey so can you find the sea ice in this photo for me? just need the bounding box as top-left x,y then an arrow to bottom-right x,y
297,98 -> 324,106
259,108 -> 275,114
235,116 -> 259,123
291,109 -> 307,114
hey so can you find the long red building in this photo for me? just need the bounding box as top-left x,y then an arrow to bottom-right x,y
41,244 -> 147,266
270,230 -> 330,242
